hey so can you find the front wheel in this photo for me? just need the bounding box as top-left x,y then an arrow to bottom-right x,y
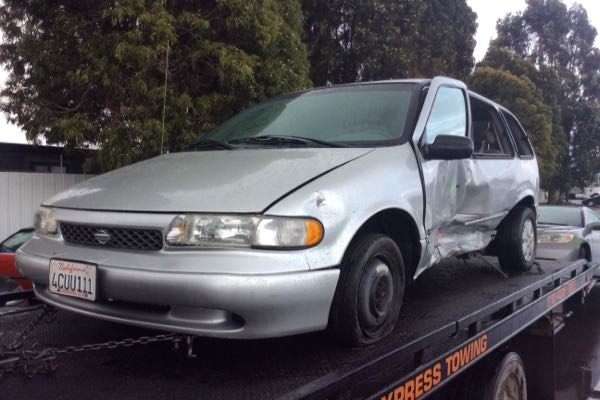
578,246 -> 591,262
329,233 -> 405,346
496,206 -> 536,272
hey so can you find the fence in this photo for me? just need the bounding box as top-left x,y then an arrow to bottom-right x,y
0,172 -> 91,240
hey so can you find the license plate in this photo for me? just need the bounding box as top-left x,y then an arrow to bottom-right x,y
49,259 -> 97,301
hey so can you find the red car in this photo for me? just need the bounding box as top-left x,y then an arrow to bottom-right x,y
0,228 -> 34,291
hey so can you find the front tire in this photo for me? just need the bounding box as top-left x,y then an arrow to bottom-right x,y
578,245 -> 591,262
329,233 -> 405,346
497,206 -> 536,272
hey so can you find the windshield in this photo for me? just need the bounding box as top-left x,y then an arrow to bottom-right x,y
200,83 -> 418,147
537,206 -> 583,227
0,229 -> 34,253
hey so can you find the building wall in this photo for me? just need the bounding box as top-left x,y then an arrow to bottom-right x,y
0,142 -> 98,174
0,172 -> 92,240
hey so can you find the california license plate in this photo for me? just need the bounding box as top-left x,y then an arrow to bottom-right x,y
49,259 -> 97,301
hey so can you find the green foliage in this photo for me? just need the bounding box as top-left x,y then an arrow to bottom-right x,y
0,0 -> 310,171
476,46 -> 567,190
469,66 -> 556,183
570,101 -> 600,190
491,0 -> 600,199
302,0 -> 476,85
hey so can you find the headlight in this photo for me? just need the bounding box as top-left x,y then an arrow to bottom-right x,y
253,217 -> 324,248
165,214 -> 324,249
537,233 -> 575,244
34,206 -> 57,235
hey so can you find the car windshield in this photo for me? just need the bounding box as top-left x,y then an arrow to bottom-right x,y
537,206 -> 583,227
196,83 -> 418,148
0,229 -> 34,253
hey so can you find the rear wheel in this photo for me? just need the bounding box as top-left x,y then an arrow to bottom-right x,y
329,233 -> 405,346
483,352 -> 527,400
497,206 -> 536,272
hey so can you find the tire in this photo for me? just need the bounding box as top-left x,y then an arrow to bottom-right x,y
483,352 -> 527,400
0,277 -> 22,307
329,233 -> 405,346
496,206 -> 536,272
578,246 -> 591,262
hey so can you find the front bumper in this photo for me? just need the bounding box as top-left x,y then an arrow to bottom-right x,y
16,248 -> 340,339
536,243 -> 579,261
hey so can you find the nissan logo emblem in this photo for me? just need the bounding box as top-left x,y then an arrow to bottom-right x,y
94,230 -> 112,245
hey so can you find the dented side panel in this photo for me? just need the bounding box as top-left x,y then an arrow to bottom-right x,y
411,77 -> 539,277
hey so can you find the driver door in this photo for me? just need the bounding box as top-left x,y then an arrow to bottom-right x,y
411,77 -> 473,272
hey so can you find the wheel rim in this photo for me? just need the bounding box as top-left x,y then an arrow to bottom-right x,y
496,372 -> 523,400
357,257 -> 394,336
521,218 -> 535,263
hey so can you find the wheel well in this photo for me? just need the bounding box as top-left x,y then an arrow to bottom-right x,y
500,195 -> 536,226
346,209 -> 421,282
516,196 -> 535,212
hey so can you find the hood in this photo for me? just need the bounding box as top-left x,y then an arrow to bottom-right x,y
45,148 -> 372,213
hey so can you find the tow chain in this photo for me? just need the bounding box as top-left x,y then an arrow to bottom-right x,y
0,305 -> 184,377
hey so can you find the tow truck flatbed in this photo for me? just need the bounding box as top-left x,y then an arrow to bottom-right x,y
1,258 -> 598,399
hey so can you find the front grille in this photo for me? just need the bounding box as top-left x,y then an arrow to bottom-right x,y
61,223 -> 163,251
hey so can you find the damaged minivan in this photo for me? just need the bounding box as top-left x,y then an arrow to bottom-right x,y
16,77 -> 539,346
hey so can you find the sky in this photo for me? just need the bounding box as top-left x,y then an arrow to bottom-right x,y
467,0 -> 600,60
1,0 -> 599,144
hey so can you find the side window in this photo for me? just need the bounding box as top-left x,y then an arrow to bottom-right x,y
586,210 -> 600,224
425,86 -> 467,143
502,111 -> 533,157
471,97 -> 514,157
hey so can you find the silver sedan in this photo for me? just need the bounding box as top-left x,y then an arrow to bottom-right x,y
536,205 -> 600,262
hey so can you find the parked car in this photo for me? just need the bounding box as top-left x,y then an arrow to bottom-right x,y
16,77 -> 539,345
0,228 -> 34,297
536,205 -> 600,262
582,196 -> 600,207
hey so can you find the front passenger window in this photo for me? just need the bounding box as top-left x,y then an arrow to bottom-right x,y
425,87 -> 467,143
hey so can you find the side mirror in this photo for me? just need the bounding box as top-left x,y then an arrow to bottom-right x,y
422,134 -> 473,160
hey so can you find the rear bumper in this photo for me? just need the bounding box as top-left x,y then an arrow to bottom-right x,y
17,249 -> 340,339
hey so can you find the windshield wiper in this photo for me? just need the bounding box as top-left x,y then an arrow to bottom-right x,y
228,135 -> 345,148
184,139 -> 236,151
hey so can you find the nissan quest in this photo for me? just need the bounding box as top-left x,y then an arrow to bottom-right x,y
16,77 -> 539,346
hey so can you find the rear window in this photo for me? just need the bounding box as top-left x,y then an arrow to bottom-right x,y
502,111 -> 533,157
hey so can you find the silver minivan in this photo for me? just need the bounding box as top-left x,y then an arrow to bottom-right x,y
17,77 -> 539,346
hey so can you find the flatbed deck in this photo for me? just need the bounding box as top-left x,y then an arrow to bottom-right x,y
1,258 -> 597,399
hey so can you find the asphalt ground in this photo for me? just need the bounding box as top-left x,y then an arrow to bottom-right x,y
555,286 -> 600,400
0,258 -> 596,400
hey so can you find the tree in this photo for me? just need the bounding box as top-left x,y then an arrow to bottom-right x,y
491,0 -> 600,200
0,0 -> 310,171
302,0 -> 476,85
570,101 -> 600,190
475,46 -> 567,190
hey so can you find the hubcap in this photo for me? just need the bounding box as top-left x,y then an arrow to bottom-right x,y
358,258 -> 394,333
497,372 -> 522,400
521,218 -> 535,262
